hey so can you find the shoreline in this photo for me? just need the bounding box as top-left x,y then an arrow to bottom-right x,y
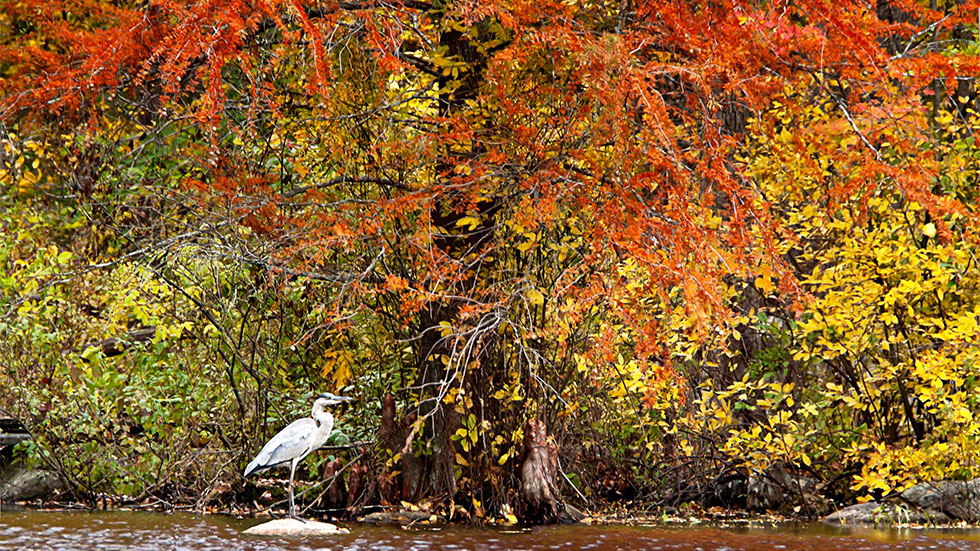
4,500 -> 980,531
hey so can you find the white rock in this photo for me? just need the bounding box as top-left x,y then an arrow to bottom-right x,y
243,518 -> 349,536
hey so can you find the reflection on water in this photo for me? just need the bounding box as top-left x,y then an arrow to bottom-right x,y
2,511 -> 980,551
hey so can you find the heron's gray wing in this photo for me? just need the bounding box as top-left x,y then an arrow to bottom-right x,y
244,418 -> 317,477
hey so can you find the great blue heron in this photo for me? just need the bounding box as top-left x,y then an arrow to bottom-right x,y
244,392 -> 353,519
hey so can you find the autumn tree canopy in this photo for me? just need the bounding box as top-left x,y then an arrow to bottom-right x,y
3,0 -> 980,522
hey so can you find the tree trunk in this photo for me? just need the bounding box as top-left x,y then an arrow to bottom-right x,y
401,11 -> 492,503
320,458 -> 347,511
520,418 -> 561,524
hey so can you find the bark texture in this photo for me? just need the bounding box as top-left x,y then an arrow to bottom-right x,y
520,418 -> 560,524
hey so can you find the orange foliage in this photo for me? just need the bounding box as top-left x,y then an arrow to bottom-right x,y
3,0 -> 979,377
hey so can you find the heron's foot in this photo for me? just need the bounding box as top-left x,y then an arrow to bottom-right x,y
288,511 -> 307,523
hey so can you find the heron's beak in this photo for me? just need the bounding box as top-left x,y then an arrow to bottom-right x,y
316,393 -> 354,402
329,395 -> 353,407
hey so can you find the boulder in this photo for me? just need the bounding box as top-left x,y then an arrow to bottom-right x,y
901,480 -> 980,521
796,491 -> 835,517
562,502 -> 590,523
823,501 -> 948,525
243,518 -> 349,536
0,468 -> 64,502
362,510 -> 446,525
747,462 -> 820,513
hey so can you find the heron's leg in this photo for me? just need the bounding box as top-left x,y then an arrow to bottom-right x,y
288,457 -> 298,519
287,457 -> 307,522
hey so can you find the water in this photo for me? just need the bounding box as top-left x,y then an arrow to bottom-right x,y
2,511 -> 980,551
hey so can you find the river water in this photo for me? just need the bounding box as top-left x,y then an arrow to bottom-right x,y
2,511 -> 980,551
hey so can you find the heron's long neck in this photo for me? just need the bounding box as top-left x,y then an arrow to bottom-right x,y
312,406 -> 333,430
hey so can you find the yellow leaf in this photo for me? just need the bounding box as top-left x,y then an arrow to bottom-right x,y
755,275 -> 775,295
526,288 -> 545,306
455,215 -> 480,231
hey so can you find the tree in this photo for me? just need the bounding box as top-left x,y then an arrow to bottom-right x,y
3,0 -> 980,521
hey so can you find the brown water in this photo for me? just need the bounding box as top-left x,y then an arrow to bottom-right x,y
2,511 -> 980,551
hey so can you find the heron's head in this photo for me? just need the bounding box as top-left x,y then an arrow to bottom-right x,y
315,392 -> 354,407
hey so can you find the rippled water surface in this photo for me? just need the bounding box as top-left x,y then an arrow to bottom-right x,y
2,511 -> 980,551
